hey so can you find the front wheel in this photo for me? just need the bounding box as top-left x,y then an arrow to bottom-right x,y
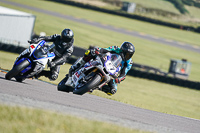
15,77 -> 25,82
5,60 -> 30,80
57,75 -> 73,93
73,73 -> 102,95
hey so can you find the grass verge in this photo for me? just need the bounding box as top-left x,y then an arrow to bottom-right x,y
0,104 -> 146,133
4,0 -> 200,47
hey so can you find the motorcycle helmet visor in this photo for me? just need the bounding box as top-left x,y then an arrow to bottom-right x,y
124,52 -> 133,61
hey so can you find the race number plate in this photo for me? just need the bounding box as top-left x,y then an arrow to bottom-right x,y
72,72 -> 80,85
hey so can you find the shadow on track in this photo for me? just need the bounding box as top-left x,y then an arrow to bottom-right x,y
0,75 -> 30,85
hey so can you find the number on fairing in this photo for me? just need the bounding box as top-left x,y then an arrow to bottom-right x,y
105,61 -> 116,73
72,72 -> 80,85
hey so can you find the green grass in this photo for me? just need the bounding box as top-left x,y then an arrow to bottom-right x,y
4,0 -> 200,47
93,76 -> 200,119
0,104 -> 146,133
124,0 -> 180,14
1,51 -> 200,120
185,5 -> 200,18
122,0 -> 200,26
103,0 -> 200,26
125,0 -> 200,20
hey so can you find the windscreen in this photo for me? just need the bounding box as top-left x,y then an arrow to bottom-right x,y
33,45 -> 48,59
110,54 -> 122,68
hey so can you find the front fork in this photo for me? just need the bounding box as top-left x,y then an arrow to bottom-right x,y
91,68 -> 111,90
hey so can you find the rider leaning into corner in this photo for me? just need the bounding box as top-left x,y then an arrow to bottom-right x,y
17,28 -> 74,81
66,41 -> 135,96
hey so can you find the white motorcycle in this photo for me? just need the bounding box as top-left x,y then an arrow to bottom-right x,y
58,52 -> 122,95
5,40 -> 55,82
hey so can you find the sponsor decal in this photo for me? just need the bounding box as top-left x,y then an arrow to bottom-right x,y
85,50 -> 90,56
75,72 -> 80,78
30,45 -> 35,49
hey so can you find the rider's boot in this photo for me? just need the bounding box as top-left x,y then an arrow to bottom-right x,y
101,80 -> 117,96
65,57 -> 85,86
49,65 -> 60,81
34,70 -> 50,79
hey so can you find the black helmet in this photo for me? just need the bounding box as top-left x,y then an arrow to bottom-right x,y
61,28 -> 74,42
120,42 -> 135,61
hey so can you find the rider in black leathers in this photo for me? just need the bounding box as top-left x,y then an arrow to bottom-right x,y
27,28 -> 74,80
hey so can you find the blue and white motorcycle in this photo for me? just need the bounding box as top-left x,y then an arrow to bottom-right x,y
5,40 -> 55,82
58,52 -> 122,95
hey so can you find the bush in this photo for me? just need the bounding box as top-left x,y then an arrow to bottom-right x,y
102,0 -> 122,7
195,26 -> 200,33
167,0 -> 189,14
182,0 -> 200,8
182,0 -> 194,6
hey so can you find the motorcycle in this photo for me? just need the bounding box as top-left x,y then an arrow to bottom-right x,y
5,40 -> 55,82
58,52 -> 122,95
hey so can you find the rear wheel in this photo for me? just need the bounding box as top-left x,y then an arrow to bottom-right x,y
5,60 -> 30,80
73,73 -> 102,95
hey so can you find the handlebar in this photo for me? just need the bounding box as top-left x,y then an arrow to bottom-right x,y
42,44 -> 55,54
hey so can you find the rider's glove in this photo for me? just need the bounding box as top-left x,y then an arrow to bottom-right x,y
28,38 -> 40,44
115,77 -> 125,84
115,78 -> 120,83
90,48 -> 100,56
27,39 -> 33,44
95,48 -> 100,55
48,61 -> 56,68
90,49 -> 96,56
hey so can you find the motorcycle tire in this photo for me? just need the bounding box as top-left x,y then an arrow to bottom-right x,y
5,60 -> 30,80
73,73 -> 102,95
57,75 -> 73,92
15,78 -> 25,82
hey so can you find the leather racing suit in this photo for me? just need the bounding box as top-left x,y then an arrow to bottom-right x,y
36,34 -> 74,80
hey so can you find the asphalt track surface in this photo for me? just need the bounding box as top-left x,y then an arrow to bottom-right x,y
1,0 -> 200,53
1,72 -> 200,133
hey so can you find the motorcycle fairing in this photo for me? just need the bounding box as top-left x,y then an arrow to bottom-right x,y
30,41 -> 55,66
31,41 -> 55,60
84,61 -> 93,69
47,53 -> 55,57
31,40 -> 45,51
104,53 -> 122,75
72,72 -> 80,86
15,40 -> 55,78
29,40 -> 45,55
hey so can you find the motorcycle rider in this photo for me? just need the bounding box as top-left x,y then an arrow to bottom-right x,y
66,42 -> 135,95
17,28 -> 74,80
